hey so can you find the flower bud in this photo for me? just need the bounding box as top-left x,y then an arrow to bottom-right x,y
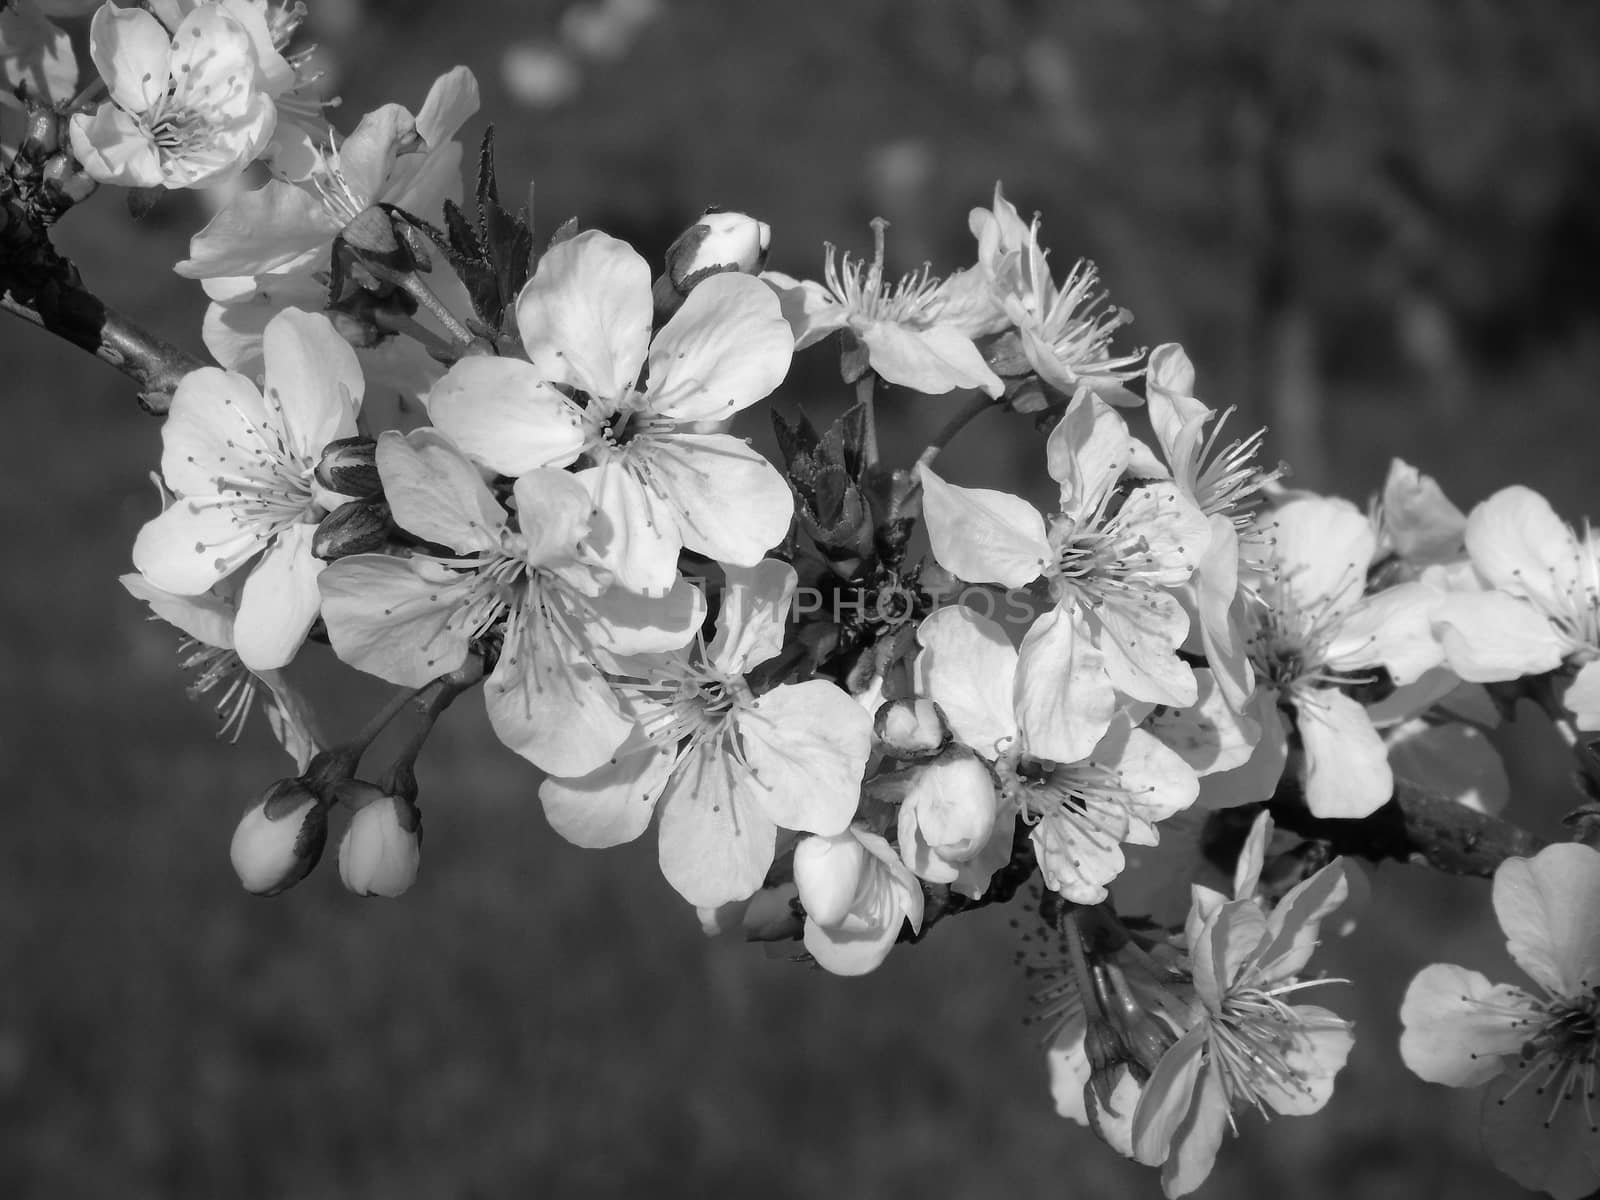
874,697 -> 949,759
792,832 -> 866,928
662,209 -> 771,296
897,748 -> 998,881
312,498 -> 392,560
229,779 -> 327,896
338,792 -> 422,897
314,436 -> 382,498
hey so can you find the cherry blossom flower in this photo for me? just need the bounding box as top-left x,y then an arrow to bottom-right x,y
1400,843 -> 1600,1200
1132,856 -> 1354,1197
794,825 -> 924,976
538,560 -> 872,907
427,230 -> 797,593
919,387 -> 1211,763
1433,486 -> 1600,729
762,218 -> 1005,398
317,430 -> 702,777
131,308 -> 362,672
916,605 -> 1203,904
1215,496 -> 1443,817
69,2 -> 277,189
177,66 -> 479,279
968,184 -> 1143,395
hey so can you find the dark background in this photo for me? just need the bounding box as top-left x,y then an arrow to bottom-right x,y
5,0 -> 1598,1195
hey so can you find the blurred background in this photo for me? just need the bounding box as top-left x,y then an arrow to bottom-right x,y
5,0 -> 1600,1195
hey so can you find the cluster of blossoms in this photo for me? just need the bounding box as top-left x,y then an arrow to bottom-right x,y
9,6 -> 1600,1195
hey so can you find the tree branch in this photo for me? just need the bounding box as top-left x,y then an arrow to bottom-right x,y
2,195 -> 202,415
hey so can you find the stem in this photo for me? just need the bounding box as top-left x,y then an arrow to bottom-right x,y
378,675 -> 470,797
365,261 -> 479,349
347,682 -> 438,760
914,391 -> 999,474
855,373 -> 879,467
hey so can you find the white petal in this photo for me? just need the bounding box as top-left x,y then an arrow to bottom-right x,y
738,681 -> 872,835
540,741 -> 672,849
1196,690 -> 1289,810
181,181 -> 336,278
579,459 -> 679,594
1398,963 -> 1531,1087
413,65 -> 480,148
68,105 -> 163,188
1189,515 -> 1254,713
485,605 -> 632,776
424,356 -> 586,476
709,559 -> 796,676
1146,668 -> 1260,777
802,905 -> 902,976
917,463 -> 1049,588
376,429 -> 505,553
1160,1059 -> 1229,1199
1263,497 -> 1375,618
318,555 -> 473,687
91,4 -> 169,115
636,434 -> 795,570
232,524 -> 322,671
260,309 -> 362,461
121,573 -> 236,648
1131,1026 -> 1206,1167
1254,860 -> 1349,982
760,272 -> 849,350
1094,591 -> 1196,708
159,366 -> 272,497
132,498 -> 262,595
914,606 -> 1019,757
1045,390 -> 1131,516
583,576 -> 704,657
1493,843 -> 1600,997
1016,605 -> 1115,764
1466,485 -> 1581,616
1434,590 -> 1566,681
646,273 -> 794,421
511,468 -> 598,571
1254,1007 -> 1352,1116
655,741 -> 778,907
858,320 -> 1003,397
1325,582 -> 1442,686
516,230 -> 653,399
1295,687 -> 1392,819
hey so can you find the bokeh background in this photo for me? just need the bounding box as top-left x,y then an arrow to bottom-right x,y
5,0 -> 1600,1196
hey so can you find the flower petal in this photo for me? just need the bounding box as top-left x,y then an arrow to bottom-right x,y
1263,497 -> 1375,618
1568,659 -> 1600,730
424,356 -> 586,476
516,230 -> 652,399
1434,589 -> 1566,682
178,181 -> 338,277
738,680 -> 872,835
645,273 -> 794,421
917,463 -> 1049,588
1045,390 -> 1132,515
1254,1007 -> 1352,1116
709,559 -> 796,676
1325,582 -> 1442,686
1131,1025 -> 1206,1167
376,429 -> 506,553
1466,485 -> 1580,617
1398,963 -> 1531,1087
232,523 -> 322,671
914,605 -> 1019,757
583,575 -> 704,657
540,739 -> 672,849
131,496 -> 263,595
159,366 -> 272,497
1147,668 -> 1260,777
68,104 -> 163,188
1016,604 -> 1115,764
655,741 -> 778,907
260,309 -> 363,461
635,433 -> 795,571
1493,843 -> 1600,996
1295,687 -> 1392,819
91,4 -> 169,115
318,554 -> 473,687
1160,1059 -> 1229,1199
121,573 -> 236,648
858,320 -> 1003,398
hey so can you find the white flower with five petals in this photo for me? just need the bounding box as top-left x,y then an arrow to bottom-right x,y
131,308 -> 361,671
427,230 -> 797,594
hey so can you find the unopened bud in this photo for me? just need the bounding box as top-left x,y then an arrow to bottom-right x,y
897,747 -> 998,881
662,209 -> 771,296
874,697 -> 949,759
792,831 -> 866,928
230,779 -> 327,896
18,108 -> 61,164
338,792 -> 422,897
313,499 -> 392,560
315,436 -> 382,497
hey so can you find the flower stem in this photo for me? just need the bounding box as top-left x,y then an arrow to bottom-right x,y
378,676 -> 471,798
856,373 -> 879,467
